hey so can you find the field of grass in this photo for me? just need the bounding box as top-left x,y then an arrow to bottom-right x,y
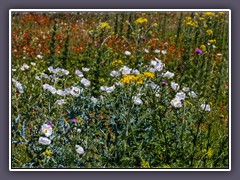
11,11 -> 229,169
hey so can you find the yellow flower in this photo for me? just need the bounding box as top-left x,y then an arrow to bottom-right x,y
99,22 -> 110,29
185,16 -> 192,21
203,12 -> 215,17
199,17 -> 205,21
99,78 -> 105,83
135,17 -> 148,24
200,45 -> 206,52
153,23 -> 158,27
141,160 -> 150,168
120,75 -> 137,84
206,29 -> 213,35
207,148 -> 213,158
208,39 -> 216,43
143,72 -> 155,78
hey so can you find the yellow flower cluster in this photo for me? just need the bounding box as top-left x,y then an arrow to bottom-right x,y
141,160 -> 150,168
207,148 -> 213,158
135,17 -> 148,24
206,29 -> 213,35
208,39 -> 216,43
42,149 -> 52,159
99,22 -> 111,29
203,12 -> 215,17
184,17 -> 198,27
200,45 -> 206,52
120,72 -> 154,85
111,60 -> 124,66
143,72 -> 155,78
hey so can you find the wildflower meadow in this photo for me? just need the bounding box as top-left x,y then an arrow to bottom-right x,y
11,10 -> 229,169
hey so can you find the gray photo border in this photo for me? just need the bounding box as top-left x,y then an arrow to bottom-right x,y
1,0 -> 239,179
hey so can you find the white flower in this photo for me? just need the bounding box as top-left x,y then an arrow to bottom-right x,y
124,51 -> 131,56
182,87 -> 190,92
151,60 -> 158,66
217,53 -> 222,56
120,66 -> 132,75
75,70 -> 84,77
20,63 -> 30,71
171,82 -> 180,91
41,124 -> 53,137
201,104 -> 211,111
155,93 -> 160,97
49,86 -> 57,94
161,50 -> 167,55
132,69 -> 140,75
149,81 -> 159,89
212,45 -> 216,49
106,85 -> 115,93
43,84 -> 51,91
41,73 -> 49,79
12,79 -> 24,93
35,76 -> 41,80
30,62 -> 36,66
70,86 -> 82,97
133,96 -> 143,105
170,97 -> 182,108
39,137 -> 51,145
149,58 -> 165,72
12,69 -> 16,72
144,49 -> 149,53
188,91 -> 197,98
55,99 -> 67,105
110,70 -> 120,77
81,78 -> 91,87
154,49 -> 160,53
76,145 -> 84,155
175,92 -> 186,101
37,54 -> 43,59
163,71 -> 174,78
82,67 -> 90,72
91,96 -> 98,104
57,89 -> 67,96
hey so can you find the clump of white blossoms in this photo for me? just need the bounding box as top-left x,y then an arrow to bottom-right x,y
70,86 -> 82,97
81,78 -> 91,87
171,82 -> 180,91
161,50 -> 167,55
100,85 -> 116,94
75,70 -> 84,77
39,137 -> 51,145
163,71 -> 174,78
12,79 -> 24,93
144,49 -> 149,53
20,63 -> 30,71
55,99 -> 67,105
43,84 -> 57,94
48,66 -> 69,76
149,58 -> 165,72
76,145 -> 84,155
41,124 -> 53,137
120,66 -> 132,75
175,92 -> 186,101
132,69 -> 140,75
91,96 -> 98,104
110,70 -> 120,77
37,54 -> 43,59
201,104 -> 211,111
182,87 -> 190,92
170,97 -> 182,108
154,49 -> 160,53
124,51 -> 131,56
133,96 -> 143,105
82,67 -> 90,72
188,91 -> 197,98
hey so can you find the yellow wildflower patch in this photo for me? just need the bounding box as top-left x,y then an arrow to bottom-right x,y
135,17 -> 148,24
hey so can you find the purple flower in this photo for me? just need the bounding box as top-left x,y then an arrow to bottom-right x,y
141,36 -> 146,41
47,122 -> 53,127
196,48 -> 202,54
162,80 -> 167,86
71,118 -> 77,123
